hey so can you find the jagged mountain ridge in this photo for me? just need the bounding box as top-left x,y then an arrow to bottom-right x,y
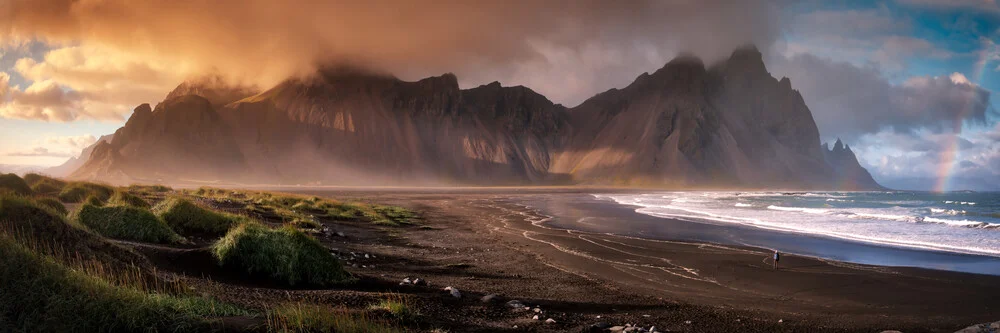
70,46 -> 883,189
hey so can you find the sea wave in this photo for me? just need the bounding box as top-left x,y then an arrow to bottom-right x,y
766,205 -> 828,214
734,203 -> 753,207
930,208 -> 966,215
923,217 -> 999,229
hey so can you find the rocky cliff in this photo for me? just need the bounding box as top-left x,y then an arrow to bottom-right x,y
69,46 -> 882,189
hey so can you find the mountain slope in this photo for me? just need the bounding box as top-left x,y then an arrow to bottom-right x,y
43,134 -> 113,177
70,47 -> 882,189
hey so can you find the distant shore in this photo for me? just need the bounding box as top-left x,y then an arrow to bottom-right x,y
292,188 -> 1000,332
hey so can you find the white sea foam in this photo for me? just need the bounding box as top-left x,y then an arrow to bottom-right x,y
766,205 -> 828,214
922,217 -> 993,228
596,191 -> 1000,258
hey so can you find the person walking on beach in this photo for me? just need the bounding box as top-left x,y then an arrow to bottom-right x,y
773,250 -> 780,270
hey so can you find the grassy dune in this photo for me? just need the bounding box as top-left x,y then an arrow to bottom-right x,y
0,194 -> 245,332
0,173 -> 33,196
214,222 -> 350,286
0,183 -> 413,332
58,182 -> 115,203
74,203 -> 186,244
154,197 -> 240,236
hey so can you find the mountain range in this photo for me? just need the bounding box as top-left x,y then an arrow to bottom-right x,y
57,46 -> 881,189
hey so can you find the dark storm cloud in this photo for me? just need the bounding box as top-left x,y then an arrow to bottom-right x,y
769,53 -> 992,141
0,0 -> 785,106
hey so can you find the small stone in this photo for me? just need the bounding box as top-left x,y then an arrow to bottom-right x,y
532,315 -> 539,320
364,254 -> 370,259
444,286 -> 461,298
481,294 -> 499,303
592,322 -> 611,329
506,300 -> 524,309
643,314 -> 651,318
609,326 -> 626,332
684,320 -> 692,325
649,326 -> 657,332
402,278 -> 412,284
532,307 -> 542,313
413,278 -> 427,286
545,318 -> 556,324
336,231 -> 345,237
778,319 -> 784,323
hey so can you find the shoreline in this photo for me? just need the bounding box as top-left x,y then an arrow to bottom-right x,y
290,188 -> 1000,331
531,193 -> 1000,276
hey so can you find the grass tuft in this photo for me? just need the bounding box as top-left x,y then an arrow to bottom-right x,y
0,235 -> 244,332
74,203 -> 185,244
35,197 -> 68,215
0,173 -> 33,196
268,303 -> 404,333
23,173 -> 67,194
84,194 -> 105,206
154,197 -> 239,236
108,190 -> 151,209
213,222 -> 350,286
58,182 -> 114,203
368,295 -> 417,322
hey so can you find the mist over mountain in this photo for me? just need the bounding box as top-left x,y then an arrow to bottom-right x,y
68,46 -> 882,189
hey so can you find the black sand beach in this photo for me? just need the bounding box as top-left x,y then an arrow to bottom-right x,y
279,187 -> 1000,332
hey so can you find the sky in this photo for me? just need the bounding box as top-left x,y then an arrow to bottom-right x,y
0,0 -> 997,191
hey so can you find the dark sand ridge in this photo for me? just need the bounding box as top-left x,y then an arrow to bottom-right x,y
285,188 -> 1000,332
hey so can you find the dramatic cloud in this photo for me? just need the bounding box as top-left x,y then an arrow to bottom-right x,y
0,0 -> 784,106
45,134 -> 96,150
0,79 -> 83,121
769,53 -> 992,141
4,147 -> 73,158
0,71 -> 9,99
896,0 -> 1000,14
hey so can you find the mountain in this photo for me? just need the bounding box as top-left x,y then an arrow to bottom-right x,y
69,46 -> 882,189
42,134 -> 114,177
822,139 -> 882,190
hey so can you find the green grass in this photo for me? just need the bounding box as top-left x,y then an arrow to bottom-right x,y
35,197 -> 68,215
0,234 -> 245,332
213,222 -> 350,286
58,182 -> 114,203
368,295 -> 417,322
289,217 -> 322,229
84,194 -> 105,206
0,173 -> 33,196
268,303 -> 404,333
108,190 -> 151,209
23,173 -> 66,195
366,205 -> 417,226
127,184 -> 172,193
74,204 -> 185,244
154,197 -> 239,236
0,195 -> 145,265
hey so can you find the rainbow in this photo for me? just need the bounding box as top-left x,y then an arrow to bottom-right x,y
932,45 -> 994,192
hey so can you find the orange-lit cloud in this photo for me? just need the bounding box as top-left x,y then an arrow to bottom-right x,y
1,0 -> 783,108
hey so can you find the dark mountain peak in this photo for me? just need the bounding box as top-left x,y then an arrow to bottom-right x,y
655,53 -> 706,75
833,138 -> 845,152
157,94 -> 213,112
724,44 -> 767,76
414,73 -> 460,91
779,77 -> 792,90
165,75 -> 258,107
133,103 -> 152,115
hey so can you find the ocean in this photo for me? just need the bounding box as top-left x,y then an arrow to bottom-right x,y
596,191 -> 1000,259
